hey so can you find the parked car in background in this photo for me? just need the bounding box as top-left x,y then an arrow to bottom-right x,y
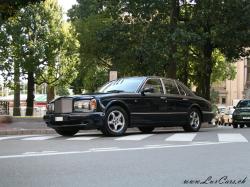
44,76 -> 214,136
210,105 -> 219,125
222,106 -> 234,126
216,105 -> 226,125
232,99 -> 250,128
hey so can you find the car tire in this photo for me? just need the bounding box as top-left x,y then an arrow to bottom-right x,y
232,123 -> 238,128
247,124 -> 250,128
183,108 -> 201,132
55,129 -> 79,136
240,124 -> 245,128
101,106 -> 128,136
138,127 -> 155,133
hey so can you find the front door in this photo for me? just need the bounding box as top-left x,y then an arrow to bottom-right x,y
130,78 -> 166,125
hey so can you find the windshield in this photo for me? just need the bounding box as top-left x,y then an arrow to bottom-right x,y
98,77 -> 146,93
236,100 -> 250,108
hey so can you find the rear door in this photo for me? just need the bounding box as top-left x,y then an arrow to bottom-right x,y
162,79 -> 188,124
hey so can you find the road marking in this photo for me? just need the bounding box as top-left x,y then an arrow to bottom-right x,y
0,135 -> 38,141
115,134 -> 153,141
89,147 -> 119,152
0,142 -> 232,159
21,136 -> 59,141
165,133 -> 197,141
67,136 -> 100,141
23,151 -> 58,155
218,133 -> 248,142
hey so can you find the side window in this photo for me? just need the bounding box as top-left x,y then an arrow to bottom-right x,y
163,79 -> 180,95
143,79 -> 164,94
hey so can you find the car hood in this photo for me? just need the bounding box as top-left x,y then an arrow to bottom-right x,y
50,92 -> 138,102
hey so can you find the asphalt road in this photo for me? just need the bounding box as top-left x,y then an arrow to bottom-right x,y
0,126 -> 249,187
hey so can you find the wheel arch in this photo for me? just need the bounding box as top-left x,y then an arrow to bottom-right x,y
105,100 -> 131,126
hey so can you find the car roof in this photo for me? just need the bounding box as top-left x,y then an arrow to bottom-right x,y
239,99 -> 250,101
119,76 -> 177,81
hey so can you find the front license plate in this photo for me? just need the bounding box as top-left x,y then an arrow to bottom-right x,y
243,117 -> 250,119
55,117 -> 63,121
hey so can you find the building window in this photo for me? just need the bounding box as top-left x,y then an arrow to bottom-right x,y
222,97 -> 226,104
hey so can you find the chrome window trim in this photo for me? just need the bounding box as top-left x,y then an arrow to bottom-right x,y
173,80 -> 181,95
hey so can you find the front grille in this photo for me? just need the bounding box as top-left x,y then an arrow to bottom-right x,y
54,98 -> 73,113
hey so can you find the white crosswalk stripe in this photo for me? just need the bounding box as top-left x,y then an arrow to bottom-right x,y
218,133 -> 248,142
115,134 -> 153,141
21,136 -> 60,141
0,133 -> 249,143
67,137 -> 100,141
165,133 -> 197,141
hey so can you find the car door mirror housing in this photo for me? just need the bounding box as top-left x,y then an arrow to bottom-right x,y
141,87 -> 154,95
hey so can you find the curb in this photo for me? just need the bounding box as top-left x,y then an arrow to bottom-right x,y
11,117 -> 44,123
0,129 -> 56,135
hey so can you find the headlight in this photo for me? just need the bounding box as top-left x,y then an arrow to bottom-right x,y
74,99 -> 97,112
47,103 -> 54,112
233,110 -> 240,115
89,99 -> 97,110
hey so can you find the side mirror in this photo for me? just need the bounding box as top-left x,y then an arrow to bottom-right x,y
233,106 -> 236,109
141,87 -> 154,95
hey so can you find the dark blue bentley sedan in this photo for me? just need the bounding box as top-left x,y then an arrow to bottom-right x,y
44,76 -> 214,136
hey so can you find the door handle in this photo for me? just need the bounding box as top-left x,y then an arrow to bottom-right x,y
182,98 -> 189,101
160,97 -> 168,103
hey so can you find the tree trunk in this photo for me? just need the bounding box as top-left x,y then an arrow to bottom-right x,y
13,61 -> 21,116
26,71 -> 35,116
166,0 -> 179,79
47,85 -> 55,103
196,41 -> 213,100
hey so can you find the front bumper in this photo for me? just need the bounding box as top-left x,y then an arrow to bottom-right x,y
232,115 -> 250,124
203,111 -> 215,122
44,112 -> 105,129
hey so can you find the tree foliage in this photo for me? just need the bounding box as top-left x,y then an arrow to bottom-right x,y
0,0 -> 79,115
69,0 -> 250,99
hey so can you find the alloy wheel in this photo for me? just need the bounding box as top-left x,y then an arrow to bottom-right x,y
189,111 -> 200,129
107,110 -> 125,133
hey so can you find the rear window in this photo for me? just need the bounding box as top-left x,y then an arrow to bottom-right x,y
177,81 -> 194,96
237,100 -> 250,108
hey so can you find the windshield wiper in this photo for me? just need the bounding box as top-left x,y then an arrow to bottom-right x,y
107,90 -> 125,93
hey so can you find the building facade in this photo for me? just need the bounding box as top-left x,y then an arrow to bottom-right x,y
212,57 -> 249,106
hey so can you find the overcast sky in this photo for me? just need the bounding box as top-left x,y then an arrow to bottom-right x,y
57,0 -> 78,18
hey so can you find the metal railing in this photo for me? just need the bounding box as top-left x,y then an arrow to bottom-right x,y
8,107 -> 46,117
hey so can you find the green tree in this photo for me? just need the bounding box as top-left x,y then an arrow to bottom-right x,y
0,0 -> 45,116
0,16 -> 23,116
187,0 -> 250,99
1,0 -> 79,115
69,0 -> 250,100
0,0 -> 44,21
